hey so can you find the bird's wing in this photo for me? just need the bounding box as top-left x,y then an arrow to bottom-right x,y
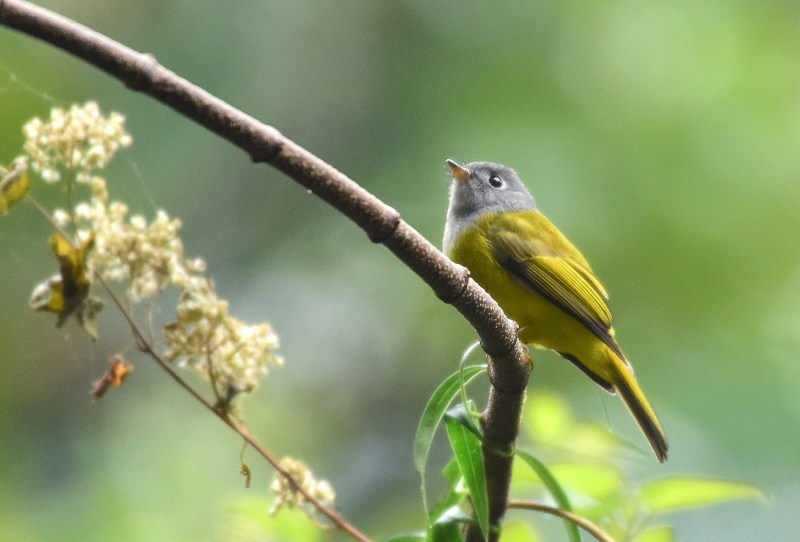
488,212 -> 619,352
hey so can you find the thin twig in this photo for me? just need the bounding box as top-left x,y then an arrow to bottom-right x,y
508,499 -> 616,542
26,195 -> 68,237
64,170 -> 77,236
24,118 -> 372,542
93,272 -> 372,542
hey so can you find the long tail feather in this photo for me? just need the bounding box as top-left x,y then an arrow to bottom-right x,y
610,353 -> 669,462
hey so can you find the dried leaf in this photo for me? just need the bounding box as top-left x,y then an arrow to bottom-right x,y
91,354 -> 134,400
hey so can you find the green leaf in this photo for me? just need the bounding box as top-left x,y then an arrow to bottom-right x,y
430,506 -> 468,542
548,463 -> 623,501
634,525 -> 675,542
446,402 -> 483,441
434,505 -> 474,525
442,457 -> 462,486
458,342 -> 485,436
515,450 -> 580,542
428,459 -> 467,531
445,414 -> 490,540
415,363 -> 486,517
414,364 -> 486,473
641,477 -> 767,515
430,522 -> 464,542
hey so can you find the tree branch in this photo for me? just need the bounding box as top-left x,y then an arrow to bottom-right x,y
0,1 -> 531,539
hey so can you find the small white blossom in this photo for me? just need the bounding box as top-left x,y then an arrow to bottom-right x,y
269,457 -> 336,516
163,276 -> 283,394
62,181 -> 282,392
23,101 -> 132,183
71,178 -> 188,302
52,208 -> 70,227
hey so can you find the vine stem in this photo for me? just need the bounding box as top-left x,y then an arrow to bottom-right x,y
94,273 -> 372,542
25,192 -> 370,541
507,499 -> 616,542
0,2 -> 532,539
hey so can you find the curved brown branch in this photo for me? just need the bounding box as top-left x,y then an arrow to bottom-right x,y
0,2 -> 531,540
508,499 -> 616,542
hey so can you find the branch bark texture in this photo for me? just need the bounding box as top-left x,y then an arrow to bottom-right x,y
0,1 -> 532,539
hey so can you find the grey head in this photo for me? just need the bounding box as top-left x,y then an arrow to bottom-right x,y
443,160 -> 537,255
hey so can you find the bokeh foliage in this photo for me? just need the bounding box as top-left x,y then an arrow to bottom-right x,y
1,1 -> 797,540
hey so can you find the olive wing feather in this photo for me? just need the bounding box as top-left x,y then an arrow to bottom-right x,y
488,213 -> 622,358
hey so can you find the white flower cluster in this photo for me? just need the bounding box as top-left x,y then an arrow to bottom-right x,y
59,181 -> 282,393
163,275 -> 283,394
52,177 -> 202,302
269,456 -> 336,516
23,101 -> 132,183
22,102 -> 282,394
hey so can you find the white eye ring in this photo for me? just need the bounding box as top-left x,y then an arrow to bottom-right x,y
489,176 -> 504,188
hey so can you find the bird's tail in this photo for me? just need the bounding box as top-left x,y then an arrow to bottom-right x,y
609,351 -> 669,463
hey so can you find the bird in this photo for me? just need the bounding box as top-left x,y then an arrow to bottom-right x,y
443,159 -> 668,462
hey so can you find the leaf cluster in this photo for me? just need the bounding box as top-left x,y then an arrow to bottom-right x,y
392,352 -> 764,542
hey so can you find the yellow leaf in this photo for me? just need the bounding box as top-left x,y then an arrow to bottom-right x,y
0,157 -> 30,214
29,274 -> 66,313
31,231 -> 100,338
51,231 -> 93,320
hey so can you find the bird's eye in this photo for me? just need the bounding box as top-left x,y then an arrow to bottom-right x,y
489,176 -> 504,188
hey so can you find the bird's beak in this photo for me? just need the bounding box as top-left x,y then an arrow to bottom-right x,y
446,159 -> 470,182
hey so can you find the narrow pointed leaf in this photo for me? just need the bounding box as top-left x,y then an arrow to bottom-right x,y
641,477 -> 767,515
415,364 -> 486,519
458,342 -> 485,436
446,402 -> 483,441
445,415 -> 489,540
430,505 -> 467,542
414,365 -> 486,474
442,457 -> 462,486
515,450 -> 580,542
430,522 -> 463,542
428,460 -> 467,530
433,505 -> 474,526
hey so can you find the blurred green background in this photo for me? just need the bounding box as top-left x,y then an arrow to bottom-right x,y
1,1 -> 799,540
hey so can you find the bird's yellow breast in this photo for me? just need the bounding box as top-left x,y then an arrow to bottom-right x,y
449,213 -> 612,375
